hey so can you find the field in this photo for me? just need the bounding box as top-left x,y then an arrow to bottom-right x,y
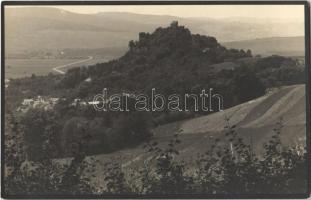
5,58 -> 109,79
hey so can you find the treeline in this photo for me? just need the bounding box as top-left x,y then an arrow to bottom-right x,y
4,118 -> 307,195
16,108 -> 153,160
247,55 -> 305,87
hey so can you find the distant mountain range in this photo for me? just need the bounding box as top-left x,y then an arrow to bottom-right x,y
5,7 -> 304,57
223,36 -> 304,57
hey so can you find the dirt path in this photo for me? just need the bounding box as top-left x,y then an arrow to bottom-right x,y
52,56 -> 93,74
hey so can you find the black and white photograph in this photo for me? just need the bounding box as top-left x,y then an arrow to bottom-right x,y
1,1 -> 310,198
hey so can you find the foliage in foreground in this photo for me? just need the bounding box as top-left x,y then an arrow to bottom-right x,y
3,118 -> 307,196
102,120 -> 306,195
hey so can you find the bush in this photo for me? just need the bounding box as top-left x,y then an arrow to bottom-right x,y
108,112 -> 153,149
4,115 -> 306,196
20,109 -> 61,160
4,112 -> 93,196
101,119 -> 306,195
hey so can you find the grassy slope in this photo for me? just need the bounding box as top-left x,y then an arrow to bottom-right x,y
56,84 -> 306,189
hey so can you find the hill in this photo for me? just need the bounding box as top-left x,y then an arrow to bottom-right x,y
66,84 -> 306,188
5,7 -> 304,58
59,21 -> 260,109
222,36 -> 304,57
7,22 -> 305,162
59,22 -> 304,111
5,19 -> 307,193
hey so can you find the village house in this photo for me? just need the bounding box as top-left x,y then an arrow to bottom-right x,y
17,96 -> 60,113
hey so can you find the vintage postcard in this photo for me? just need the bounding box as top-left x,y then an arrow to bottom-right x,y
1,1 -> 310,198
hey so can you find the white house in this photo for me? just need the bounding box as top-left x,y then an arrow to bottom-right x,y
22,99 -> 34,106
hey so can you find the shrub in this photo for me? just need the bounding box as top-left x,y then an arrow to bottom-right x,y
4,117 -> 306,195
108,112 -> 152,149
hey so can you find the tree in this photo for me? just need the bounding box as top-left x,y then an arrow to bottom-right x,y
231,67 -> 266,104
21,109 -> 59,160
61,117 -> 91,156
246,49 -> 252,57
129,40 -> 136,50
109,112 -> 152,149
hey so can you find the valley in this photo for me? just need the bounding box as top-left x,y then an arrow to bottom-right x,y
5,57 -> 108,79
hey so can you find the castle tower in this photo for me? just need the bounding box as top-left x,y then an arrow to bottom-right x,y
170,21 -> 178,28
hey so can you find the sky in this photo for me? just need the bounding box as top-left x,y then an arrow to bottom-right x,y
51,5 -> 304,21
